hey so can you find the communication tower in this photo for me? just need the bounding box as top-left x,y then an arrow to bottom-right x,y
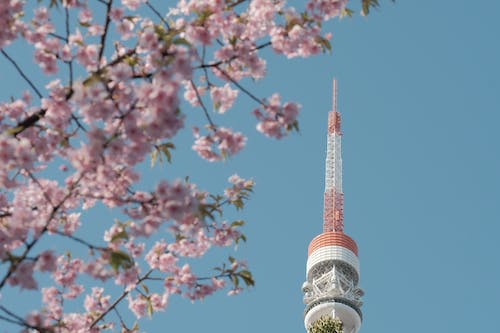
302,79 -> 363,333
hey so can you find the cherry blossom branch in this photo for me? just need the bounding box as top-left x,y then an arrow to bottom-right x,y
65,7 -> 74,89
48,32 -> 68,42
196,41 -> 271,70
98,0 -> 113,65
215,67 -> 266,106
0,305 -> 43,332
1,50 -> 43,99
228,0 -> 248,9
53,230 -> 107,251
145,0 -> 170,29
4,48 -> 136,137
0,314 -> 24,328
113,307 -> 129,331
0,174 -> 83,290
89,269 -> 154,328
190,79 -> 216,128
26,170 -> 56,207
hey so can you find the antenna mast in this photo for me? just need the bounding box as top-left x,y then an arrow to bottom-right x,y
323,78 -> 344,232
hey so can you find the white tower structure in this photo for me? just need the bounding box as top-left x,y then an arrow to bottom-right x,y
302,79 -> 363,333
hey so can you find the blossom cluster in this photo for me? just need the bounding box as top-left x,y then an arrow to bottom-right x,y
0,0 -> 348,331
253,94 -> 301,139
192,126 -> 246,161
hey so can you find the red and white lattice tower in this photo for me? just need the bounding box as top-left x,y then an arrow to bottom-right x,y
302,79 -> 363,333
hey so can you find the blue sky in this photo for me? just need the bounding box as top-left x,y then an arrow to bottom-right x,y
2,1 -> 500,332
158,1 -> 500,332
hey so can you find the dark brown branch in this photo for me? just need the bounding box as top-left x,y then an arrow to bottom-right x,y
4,48 -> 136,137
0,174 -> 83,290
65,7 -> 74,89
53,230 -> 107,251
0,305 -> 46,332
145,0 -> 170,29
190,79 -> 216,128
48,32 -> 68,42
90,269 -> 153,328
196,41 -> 271,69
98,0 -> 114,65
1,50 -> 43,99
214,67 -> 265,106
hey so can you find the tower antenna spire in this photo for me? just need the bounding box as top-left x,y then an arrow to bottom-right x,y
333,78 -> 337,113
324,78 -> 343,232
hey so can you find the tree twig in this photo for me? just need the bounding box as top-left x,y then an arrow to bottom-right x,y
214,67 -> 265,106
145,1 -> 170,29
190,79 -> 216,128
90,269 -> 153,328
1,50 -> 43,99
98,0 -> 114,65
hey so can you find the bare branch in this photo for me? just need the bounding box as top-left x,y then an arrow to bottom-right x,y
190,79 -> 216,128
1,50 -> 43,99
145,1 -> 170,29
214,67 -> 265,106
98,0 -> 114,65
90,269 -> 153,328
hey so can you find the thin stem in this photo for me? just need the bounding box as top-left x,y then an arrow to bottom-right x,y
145,1 -> 170,29
228,0 -> 248,8
4,48 -> 137,137
25,170 -> 55,207
190,80 -> 216,128
215,67 -> 265,106
0,174 -> 83,290
0,305 -> 44,332
0,314 -> 24,327
0,305 -> 25,323
90,269 -> 153,328
98,0 -> 113,66
53,230 -> 107,251
48,32 -> 68,42
65,7 -> 74,89
196,41 -> 271,70
1,50 -> 43,99
113,307 -> 126,327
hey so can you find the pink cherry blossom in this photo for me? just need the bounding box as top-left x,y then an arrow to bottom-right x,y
210,84 -> 238,114
0,0 -> 347,329
192,127 -> 246,161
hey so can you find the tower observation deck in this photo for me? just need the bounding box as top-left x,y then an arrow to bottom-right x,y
302,79 -> 363,333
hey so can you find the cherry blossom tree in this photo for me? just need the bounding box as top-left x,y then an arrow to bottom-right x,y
0,0 -> 389,331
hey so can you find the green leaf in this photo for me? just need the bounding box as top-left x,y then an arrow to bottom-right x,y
147,299 -> 154,317
109,251 -> 133,272
110,230 -> 129,243
230,220 -> 245,227
340,7 -> 355,18
231,275 -> 239,288
315,36 -> 331,53
159,142 -> 175,163
151,142 -> 175,166
231,198 -> 244,210
173,38 -> 191,47
238,270 -> 254,287
150,148 -> 158,167
5,126 -> 24,136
